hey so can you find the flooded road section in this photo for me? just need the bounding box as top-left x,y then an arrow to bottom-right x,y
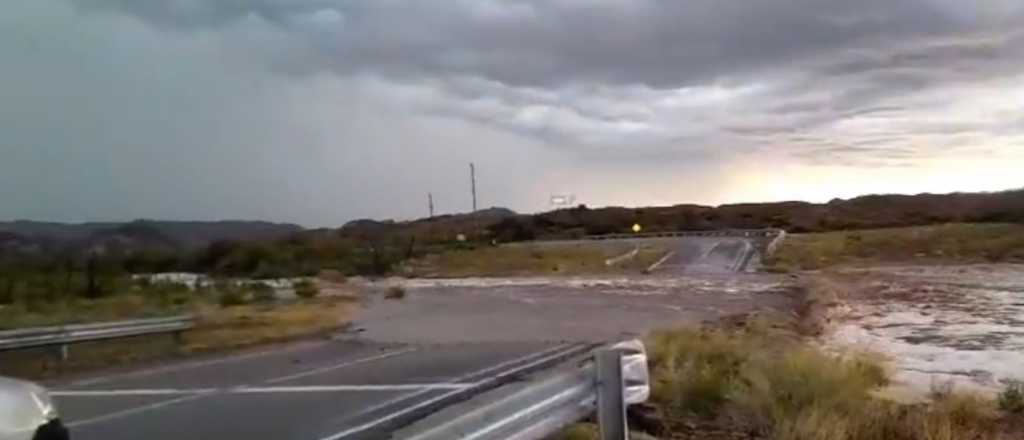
352,274 -> 796,344
827,264 -> 1024,394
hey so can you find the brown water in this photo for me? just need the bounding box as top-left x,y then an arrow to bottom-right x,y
827,264 -> 1024,394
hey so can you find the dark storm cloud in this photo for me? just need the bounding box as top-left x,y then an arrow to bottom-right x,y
73,0 -> 993,87
5,0 -> 1024,225
69,1 -> 1024,160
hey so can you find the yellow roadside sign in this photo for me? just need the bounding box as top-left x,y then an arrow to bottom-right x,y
632,223 -> 642,233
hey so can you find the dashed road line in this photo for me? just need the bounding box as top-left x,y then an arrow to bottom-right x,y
53,383 -> 474,397
59,348 -> 415,428
645,251 -> 676,273
53,389 -> 215,397
66,392 -> 214,428
317,343 -> 591,440
67,340 -> 332,387
316,343 -> 574,430
264,348 -> 416,384
237,384 -> 474,393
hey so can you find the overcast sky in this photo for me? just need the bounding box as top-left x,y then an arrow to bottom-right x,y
3,1 -> 1023,226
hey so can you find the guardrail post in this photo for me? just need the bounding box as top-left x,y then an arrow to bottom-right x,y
50,343 -> 69,364
596,349 -> 627,440
173,330 -> 184,345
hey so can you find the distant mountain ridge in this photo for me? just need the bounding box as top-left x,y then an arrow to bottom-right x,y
522,189 -> 1024,237
3,189 -> 1022,255
0,220 -> 303,254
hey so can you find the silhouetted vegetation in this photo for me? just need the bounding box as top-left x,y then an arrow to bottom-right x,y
2,189 -> 1022,307
293,280 -> 319,299
765,223 -> 1024,271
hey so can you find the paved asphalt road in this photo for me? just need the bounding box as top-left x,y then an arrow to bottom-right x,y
52,341 -> 591,440
651,236 -> 757,273
534,235 -> 762,274
46,236 -> 779,439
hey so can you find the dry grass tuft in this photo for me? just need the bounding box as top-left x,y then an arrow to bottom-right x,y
184,297 -> 355,353
998,382 -> 1024,414
552,423 -> 599,440
645,323 -> 1012,440
0,296 -> 356,380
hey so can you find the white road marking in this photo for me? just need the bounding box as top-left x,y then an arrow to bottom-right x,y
315,343 -> 573,429
605,246 -> 639,266
264,348 -> 416,384
53,389 -> 215,397
318,343 -> 589,440
237,384 -> 474,393
66,392 -> 213,428
55,383 -> 473,398
67,340 -> 331,387
730,240 -> 754,272
645,251 -> 676,273
59,348 -> 415,427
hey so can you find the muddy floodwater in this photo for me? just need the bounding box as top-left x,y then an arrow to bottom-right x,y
827,264 -> 1024,394
353,274 -> 796,343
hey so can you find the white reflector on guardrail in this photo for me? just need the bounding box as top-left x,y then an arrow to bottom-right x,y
610,339 -> 649,405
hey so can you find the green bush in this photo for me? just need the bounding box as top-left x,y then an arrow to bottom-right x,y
294,280 -> 319,299
250,283 -> 277,303
218,290 -> 247,307
554,423 -> 599,440
998,381 -> 1024,414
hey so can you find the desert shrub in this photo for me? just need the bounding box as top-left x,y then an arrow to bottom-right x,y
999,381 -> 1024,414
554,423 -> 599,440
250,283 -> 277,303
648,328 -> 747,418
769,224 -> 1024,270
645,324 -> 1015,440
385,286 -> 406,300
105,294 -> 149,316
168,293 -> 190,307
218,290 -> 247,307
252,262 -> 288,280
294,280 -> 319,299
738,349 -> 889,433
488,217 -> 537,242
319,269 -> 347,284
918,393 -> 999,440
650,325 -> 890,436
929,378 -> 956,400
147,281 -> 190,307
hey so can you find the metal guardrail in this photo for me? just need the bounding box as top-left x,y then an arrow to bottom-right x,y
402,340 -> 650,440
585,228 -> 785,241
0,316 -> 194,359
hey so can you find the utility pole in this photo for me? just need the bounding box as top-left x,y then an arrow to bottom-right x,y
428,192 -> 435,218
470,163 -> 477,212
